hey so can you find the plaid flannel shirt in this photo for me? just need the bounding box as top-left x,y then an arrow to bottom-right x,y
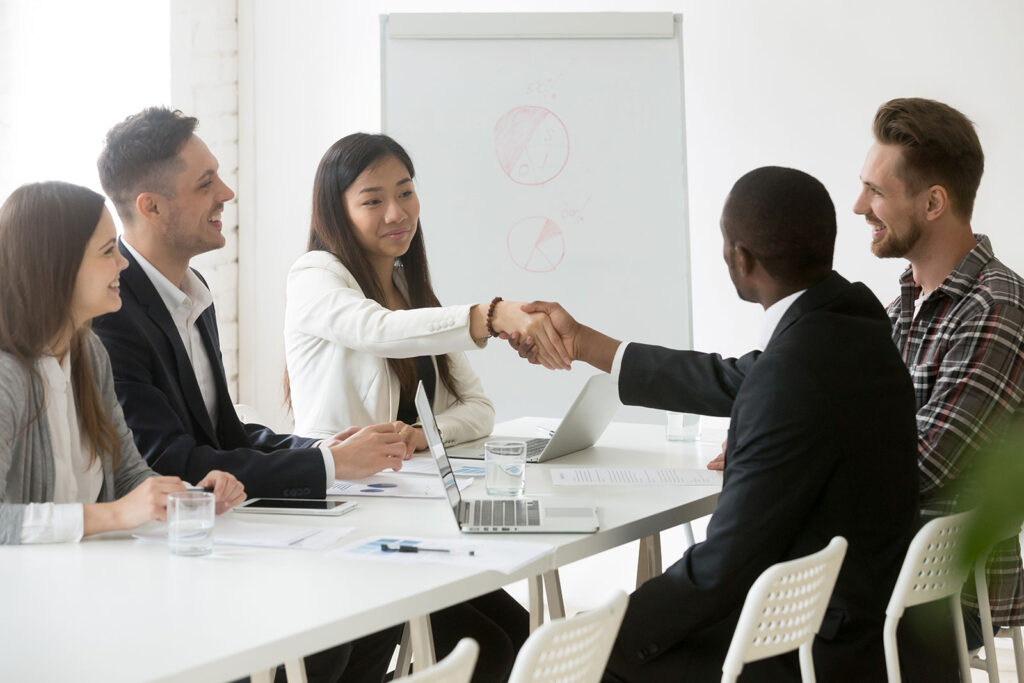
888,234 -> 1024,625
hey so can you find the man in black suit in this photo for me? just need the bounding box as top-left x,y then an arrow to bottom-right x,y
93,107 -> 402,682
514,167 -> 934,680
93,107 -> 407,500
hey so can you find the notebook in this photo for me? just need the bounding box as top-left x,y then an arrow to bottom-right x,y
446,373 -> 620,463
416,383 -> 599,534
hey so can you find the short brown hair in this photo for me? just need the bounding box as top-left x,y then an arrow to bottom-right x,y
97,107 -> 198,223
872,97 -> 984,220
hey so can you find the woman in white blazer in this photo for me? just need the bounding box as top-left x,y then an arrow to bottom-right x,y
283,133 -> 557,682
0,181 -> 244,545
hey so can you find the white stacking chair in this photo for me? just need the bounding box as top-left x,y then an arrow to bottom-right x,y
401,637 -> 479,683
883,511 -> 973,683
970,543 -> 1024,682
508,590 -> 628,683
721,536 -> 848,683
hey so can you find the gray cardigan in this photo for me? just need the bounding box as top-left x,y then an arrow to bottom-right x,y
0,330 -> 156,544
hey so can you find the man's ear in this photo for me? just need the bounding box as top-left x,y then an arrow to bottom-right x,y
733,242 -> 756,276
924,184 -> 949,221
135,192 -> 163,223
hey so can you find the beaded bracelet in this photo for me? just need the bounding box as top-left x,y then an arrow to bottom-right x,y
485,296 -> 503,337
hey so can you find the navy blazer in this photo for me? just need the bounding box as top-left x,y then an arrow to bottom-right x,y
92,241 -> 327,499
605,272 -> 932,682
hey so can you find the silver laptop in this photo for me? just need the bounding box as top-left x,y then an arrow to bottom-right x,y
416,383 -> 599,534
447,373 -> 620,463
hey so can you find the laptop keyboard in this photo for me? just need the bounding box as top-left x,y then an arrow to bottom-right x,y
525,438 -> 548,457
464,499 -> 541,527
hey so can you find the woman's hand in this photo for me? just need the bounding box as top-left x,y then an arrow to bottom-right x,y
108,476 -> 187,531
491,301 -> 572,370
196,470 -> 247,514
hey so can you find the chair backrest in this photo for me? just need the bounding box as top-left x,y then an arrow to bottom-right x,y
721,536 -> 848,680
508,591 -> 628,683
404,637 -> 478,683
886,511 -> 973,617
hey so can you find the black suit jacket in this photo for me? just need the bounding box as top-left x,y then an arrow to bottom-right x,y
92,241 -> 327,499
605,272 -> 925,682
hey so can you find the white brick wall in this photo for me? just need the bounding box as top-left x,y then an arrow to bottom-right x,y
170,0 -> 241,399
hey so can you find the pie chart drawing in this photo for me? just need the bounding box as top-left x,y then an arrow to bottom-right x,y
494,106 -> 570,185
507,216 -> 565,273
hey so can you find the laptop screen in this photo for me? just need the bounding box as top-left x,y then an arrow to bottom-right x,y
415,383 -> 463,514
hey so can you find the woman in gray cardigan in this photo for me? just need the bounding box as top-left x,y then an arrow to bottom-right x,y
0,181 -> 245,544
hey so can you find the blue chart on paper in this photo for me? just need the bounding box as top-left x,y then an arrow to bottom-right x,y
360,483 -> 399,493
353,538 -> 422,555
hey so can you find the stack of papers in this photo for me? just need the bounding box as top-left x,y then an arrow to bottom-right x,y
329,474 -> 473,498
550,467 -> 722,486
134,517 -> 353,550
395,455 -> 485,477
327,535 -> 553,575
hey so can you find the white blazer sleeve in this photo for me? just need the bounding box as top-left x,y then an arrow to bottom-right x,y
287,253 -> 482,359
433,352 -> 495,446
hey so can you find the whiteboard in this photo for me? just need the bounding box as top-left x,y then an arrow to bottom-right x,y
381,13 -> 691,424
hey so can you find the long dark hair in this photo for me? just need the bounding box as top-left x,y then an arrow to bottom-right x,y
306,133 -> 462,402
0,181 -> 121,467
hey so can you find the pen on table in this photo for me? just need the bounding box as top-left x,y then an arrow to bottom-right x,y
380,543 -> 475,556
536,426 -> 556,438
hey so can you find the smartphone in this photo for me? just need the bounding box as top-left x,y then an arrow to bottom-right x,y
233,498 -> 357,516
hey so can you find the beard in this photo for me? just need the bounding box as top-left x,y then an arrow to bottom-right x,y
870,218 -> 923,259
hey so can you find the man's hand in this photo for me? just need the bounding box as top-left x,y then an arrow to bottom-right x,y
491,301 -> 572,370
706,439 -> 728,471
502,301 -> 621,373
196,470 -> 247,514
329,423 -> 407,479
394,421 -> 427,458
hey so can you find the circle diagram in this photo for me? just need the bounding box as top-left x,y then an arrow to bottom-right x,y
494,106 -> 570,185
507,216 -> 565,273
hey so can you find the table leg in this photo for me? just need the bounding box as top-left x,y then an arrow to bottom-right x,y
393,621 -> 413,678
529,574 -> 545,632
543,569 -> 566,620
683,521 -> 695,548
284,658 -> 308,683
409,614 -> 437,670
636,534 -> 663,589
250,668 -> 275,683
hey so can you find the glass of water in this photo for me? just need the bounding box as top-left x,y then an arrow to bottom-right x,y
484,440 -> 526,497
167,490 -> 215,556
666,412 -> 702,442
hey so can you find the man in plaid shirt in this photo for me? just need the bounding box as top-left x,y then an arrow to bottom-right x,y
854,97 -> 1024,648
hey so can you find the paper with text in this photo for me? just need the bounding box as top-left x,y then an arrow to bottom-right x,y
134,517 -> 353,550
326,535 -> 552,574
550,468 -> 722,487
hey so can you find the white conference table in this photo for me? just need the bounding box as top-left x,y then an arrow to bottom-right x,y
0,420 -> 722,682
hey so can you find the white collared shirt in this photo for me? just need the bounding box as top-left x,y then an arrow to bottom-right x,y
122,239 -> 219,427
610,289 -> 808,381
19,354 -> 103,544
755,289 -> 807,351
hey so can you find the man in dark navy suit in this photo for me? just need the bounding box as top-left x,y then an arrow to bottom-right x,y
513,167 -> 941,681
94,107 -> 402,683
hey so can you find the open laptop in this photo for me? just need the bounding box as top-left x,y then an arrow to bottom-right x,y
416,383 -> 599,534
446,373 -> 620,463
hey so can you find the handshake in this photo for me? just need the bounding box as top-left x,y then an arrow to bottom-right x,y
486,300 -> 620,374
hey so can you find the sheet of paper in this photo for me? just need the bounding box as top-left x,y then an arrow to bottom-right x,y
550,467 -> 723,487
326,535 -> 553,575
134,517 -> 353,550
328,475 -> 474,498
387,455 -> 485,477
